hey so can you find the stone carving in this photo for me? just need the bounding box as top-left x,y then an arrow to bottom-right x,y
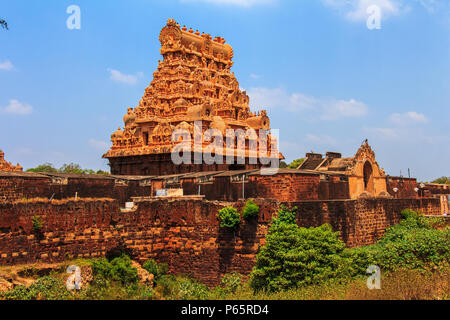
103,19 -> 281,173
0,150 -> 22,172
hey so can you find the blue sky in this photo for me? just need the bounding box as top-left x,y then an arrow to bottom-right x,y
0,0 -> 449,181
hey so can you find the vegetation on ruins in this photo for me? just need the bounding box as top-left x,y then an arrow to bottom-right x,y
26,162 -> 109,175
347,209 -> 450,273
217,207 -> 241,229
142,259 -> 169,281
431,176 -> 450,185
250,206 -> 352,292
1,209 -> 448,300
241,199 -> 259,221
249,207 -> 449,294
31,215 -> 43,233
91,254 -> 139,286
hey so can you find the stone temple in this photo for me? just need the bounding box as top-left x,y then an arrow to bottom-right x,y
0,150 -> 22,172
103,19 -> 282,176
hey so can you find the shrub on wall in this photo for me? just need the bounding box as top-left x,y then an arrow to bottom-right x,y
143,259 -> 169,281
217,207 -> 240,229
347,209 -> 450,275
91,254 -> 139,285
32,215 -> 43,233
250,206 -> 351,292
242,199 -> 259,221
273,205 -> 298,226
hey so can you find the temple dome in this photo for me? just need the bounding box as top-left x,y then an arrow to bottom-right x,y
174,98 -> 188,108
123,108 -> 136,127
111,127 -> 123,139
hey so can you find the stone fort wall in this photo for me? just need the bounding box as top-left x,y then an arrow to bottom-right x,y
0,197 -> 441,286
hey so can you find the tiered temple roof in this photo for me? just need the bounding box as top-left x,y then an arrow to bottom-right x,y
103,19 -> 280,169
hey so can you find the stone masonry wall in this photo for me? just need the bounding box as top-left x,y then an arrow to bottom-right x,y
0,197 -> 441,286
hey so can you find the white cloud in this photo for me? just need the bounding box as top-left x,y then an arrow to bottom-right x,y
364,126 -> 400,139
89,139 -> 109,151
323,0 -> 406,21
389,111 -> 429,126
108,68 -> 143,85
247,87 -> 318,112
180,0 -> 275,7
247,87 -> 368,120
321,98 -> 368,120
0,60 -> 14,71
0,99 -> 33,115
305,134 -> 338,146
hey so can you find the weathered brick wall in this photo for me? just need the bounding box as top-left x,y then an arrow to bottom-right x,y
318,176 -> 350,200
0,174 -> 150,205
247,173 -> 320,201
0,175 -> 52,203
425,183 -> 450,195
386,177 -> 418,198
0,197 -> 441,286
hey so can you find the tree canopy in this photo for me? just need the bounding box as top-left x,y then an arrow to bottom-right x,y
287,158 -> 305,169
431,176 -> 450,185
26,163 -> 109,175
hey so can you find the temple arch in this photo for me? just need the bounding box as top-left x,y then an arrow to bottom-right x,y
363,161 -> 374,193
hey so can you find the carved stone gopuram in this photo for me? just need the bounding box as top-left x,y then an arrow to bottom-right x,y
0,150 -> 22,172
104,19 -> 282,176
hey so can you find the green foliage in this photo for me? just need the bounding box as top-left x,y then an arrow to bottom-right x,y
287,158 -> 305,169
142,259 -> 169,281
273,205 -> 298,226
250,206 -> 351,292
155,274 -> 209,300
219,272 -> 242,294
347,209 -> 450,274
32,215 -> 43,232
1,276 -> 71,300
26,162 -> 110,175
242,199 -> 259,221
91,254 -> 139,285
26,163 -> 58,173
217,207 -> 240,229
431,176 -> 450,185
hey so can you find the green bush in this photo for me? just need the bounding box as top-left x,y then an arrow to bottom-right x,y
1,276 -> 71,300
250,206 -> 351,292
142,259 -> 169,281
346,209 -> 450,274
220,272 -> 242,294
217,207 -> 240,229
155,274 -> 209,300
242,200 -> 259,221
32,215 -> 43,233
109,255 -> 139,285
273,205 -> 298,226
91,254 -> 139,285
